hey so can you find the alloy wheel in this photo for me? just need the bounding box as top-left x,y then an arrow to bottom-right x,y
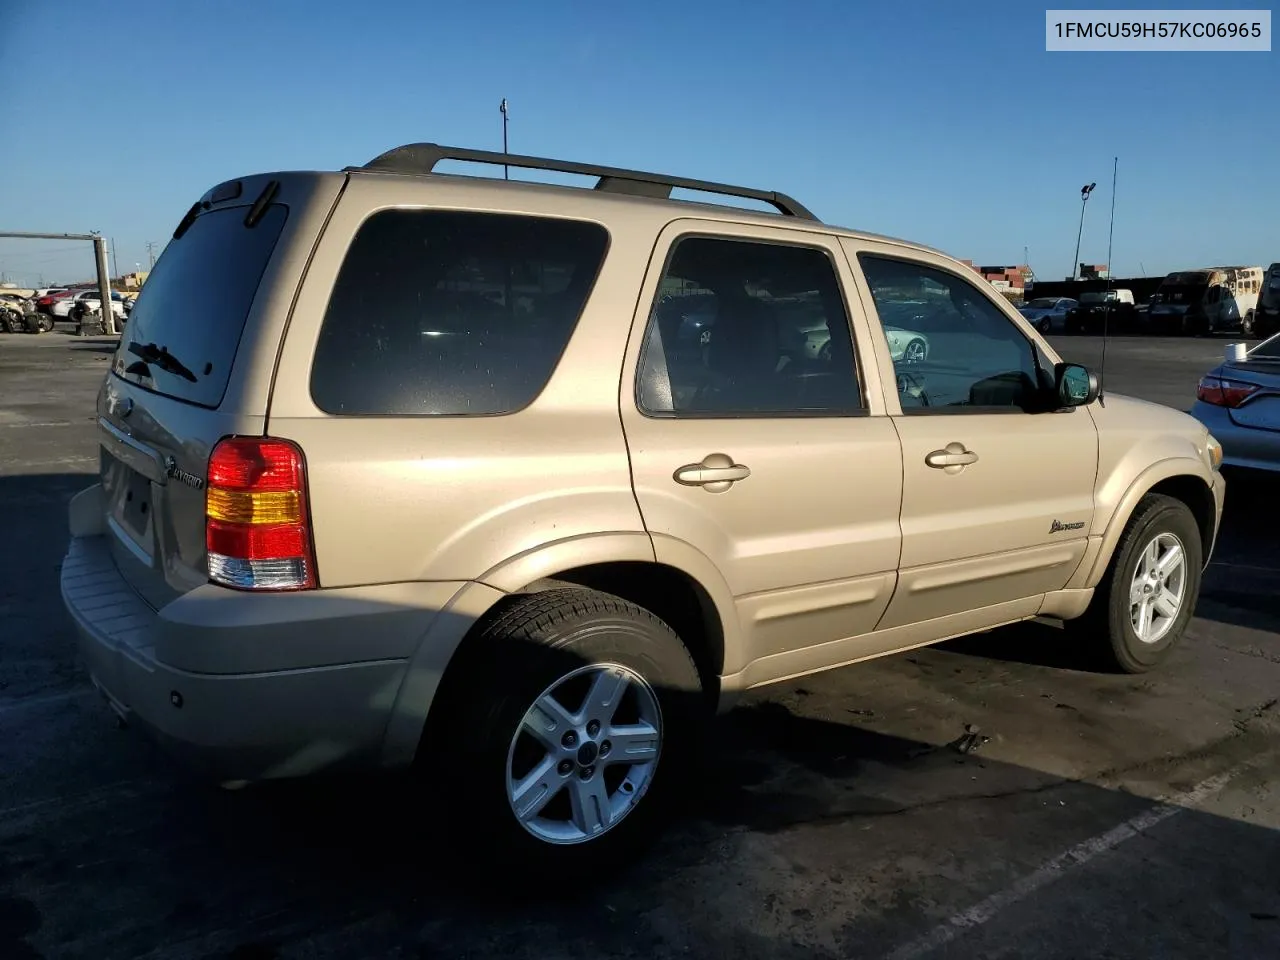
505,662 -> 662,845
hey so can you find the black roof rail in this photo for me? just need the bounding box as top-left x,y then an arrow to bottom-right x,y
352,142 -> 819,221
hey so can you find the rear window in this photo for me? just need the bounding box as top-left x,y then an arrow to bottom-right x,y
113,204 -> 288,408
309,210 -> 609,416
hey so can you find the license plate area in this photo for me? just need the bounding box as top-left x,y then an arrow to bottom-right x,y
101,446 -> 155,555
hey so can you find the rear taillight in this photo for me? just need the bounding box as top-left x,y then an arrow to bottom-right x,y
205,437 -> 316,591
1196,375 -> 1260,409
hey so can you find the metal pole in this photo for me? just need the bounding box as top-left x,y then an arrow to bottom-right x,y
1071,183 -> 1096,281
111,237 -> 119,281
93,236 -> 117,336
500,98 -> 509,180
1071,199 -> 1086,281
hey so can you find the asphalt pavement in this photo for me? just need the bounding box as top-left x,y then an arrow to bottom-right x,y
1,331 -> 1277,960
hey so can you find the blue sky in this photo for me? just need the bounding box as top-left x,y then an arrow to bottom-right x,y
1,0 -> 1275,286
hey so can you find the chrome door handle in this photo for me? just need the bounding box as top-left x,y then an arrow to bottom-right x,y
673,453 -> 751,491
925,443 -> 978,473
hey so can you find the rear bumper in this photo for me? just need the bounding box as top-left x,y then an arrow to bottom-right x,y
61,533 -> 413,782
60,487 -> 477,783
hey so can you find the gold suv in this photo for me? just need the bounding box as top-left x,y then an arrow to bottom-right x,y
61,143 -> 1225,866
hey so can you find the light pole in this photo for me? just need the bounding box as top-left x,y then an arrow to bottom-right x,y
499,98 -> 510,180
1071,182 -> 1096,280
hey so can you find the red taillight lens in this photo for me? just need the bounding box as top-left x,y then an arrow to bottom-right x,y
205,437 -> 316,591
1196,375 -> 1260,408
208,438 -> 304,491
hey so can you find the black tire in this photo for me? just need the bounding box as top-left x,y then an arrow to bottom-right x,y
421,588 -> 705,874
1067,493 -> 1203,673
0,311 -> 15,334
1038,317 -> 1052,334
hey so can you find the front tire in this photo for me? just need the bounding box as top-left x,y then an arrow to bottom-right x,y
422,588 -> 705,871
1068,493 -> 1202,673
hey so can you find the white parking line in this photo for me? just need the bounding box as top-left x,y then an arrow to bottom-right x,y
882,767 -> 1244,960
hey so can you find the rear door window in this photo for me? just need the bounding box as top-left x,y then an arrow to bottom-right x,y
309,210 -> 609,416
113,204 -> 288,409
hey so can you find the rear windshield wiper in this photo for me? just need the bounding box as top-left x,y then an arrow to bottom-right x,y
128,341 -> 198,382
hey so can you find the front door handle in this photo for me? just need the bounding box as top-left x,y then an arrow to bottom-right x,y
673,453 -> 751,492
925,443 -> 978,474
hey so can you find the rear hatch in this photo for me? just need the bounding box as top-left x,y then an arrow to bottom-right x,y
95,173 -> 341,610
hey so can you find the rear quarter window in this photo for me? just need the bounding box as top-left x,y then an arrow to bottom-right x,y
114,204 -> 289,408
309,209 -> 609,416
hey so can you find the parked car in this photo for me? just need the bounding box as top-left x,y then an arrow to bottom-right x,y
58,289 -> 127,320
1019,296 -> 1077,334
1065,289 -> 1138,334
39,289 -> 77,315
0,294 -> 30,332
0,294 -> 52,333
34,289 -> 69,314
1191,334 -> 1280,473
62,142 -> 1225,869
1250,262 -> 1280,340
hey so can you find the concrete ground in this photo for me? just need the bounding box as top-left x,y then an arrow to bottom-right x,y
1,330 -> 1277,960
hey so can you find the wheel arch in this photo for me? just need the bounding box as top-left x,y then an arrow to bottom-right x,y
1083,462 -> 1219,586
381,537 -> 739,769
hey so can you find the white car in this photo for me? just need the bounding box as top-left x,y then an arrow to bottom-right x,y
885,324 -> 929,362
53,290 -> 127,319
1019,297 -> 1078,334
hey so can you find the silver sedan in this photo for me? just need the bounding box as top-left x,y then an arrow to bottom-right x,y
1191,333 -> 1280,473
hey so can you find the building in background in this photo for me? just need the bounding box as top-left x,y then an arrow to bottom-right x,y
1079,264 -> 1109,280
959,261 -> 1033,297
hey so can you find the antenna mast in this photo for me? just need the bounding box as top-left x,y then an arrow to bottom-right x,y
1099,156 -> 1118,407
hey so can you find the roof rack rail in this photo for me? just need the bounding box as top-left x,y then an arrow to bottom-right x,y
352,142 -> 819,221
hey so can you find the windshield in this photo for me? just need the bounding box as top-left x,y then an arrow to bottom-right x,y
112,204 -> 288,408
1153,284 -> 1206,303
1025,298 -> 1057,309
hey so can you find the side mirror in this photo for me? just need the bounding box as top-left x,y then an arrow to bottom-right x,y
1054,362 -> 1099,407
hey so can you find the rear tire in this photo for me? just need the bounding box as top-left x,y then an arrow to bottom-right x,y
1066,493 -> 1202,673
421,588 -> 705,875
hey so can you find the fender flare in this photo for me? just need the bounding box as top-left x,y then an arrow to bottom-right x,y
478,531 -> 656,593
1079,457 -> 1215,587
648,533 -> 744,674
378,532 -> 745,766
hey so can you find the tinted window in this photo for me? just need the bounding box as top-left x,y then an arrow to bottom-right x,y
114,204 -> 288,408
858,255 -> 1044,412
310,210 -> 608,416
637,236 -> 861,417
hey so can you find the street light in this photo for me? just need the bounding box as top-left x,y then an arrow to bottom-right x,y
1071,182 -> 1097,281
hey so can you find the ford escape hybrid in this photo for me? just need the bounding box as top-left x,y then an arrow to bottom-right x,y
62,142 -> 1225,866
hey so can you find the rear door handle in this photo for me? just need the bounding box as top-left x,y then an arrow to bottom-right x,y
673,453 -> 751,490
925,443 -> 978,473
